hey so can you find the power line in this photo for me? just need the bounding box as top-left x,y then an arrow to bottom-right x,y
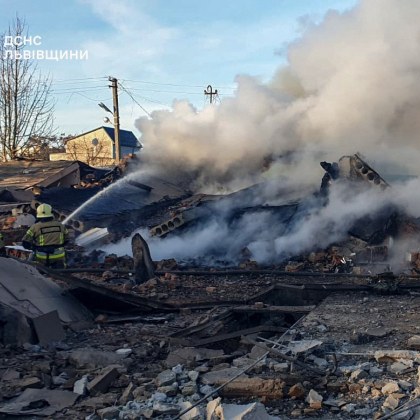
51,76 -> 236,90
51,83 -> 108,89
118,82 -> 152,118
67,92 -> 109,102
49,76 -> 233,110
120,78 -> 236,90
131,94 -> 171,107
52,76 -> 108,83
51,86 -> 107,93
123,86 -> 206,95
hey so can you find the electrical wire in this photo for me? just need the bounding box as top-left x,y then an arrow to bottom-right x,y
50,76 -> 234,100
51,86 -> 107,93
49,76 -> 231,112
118,82 -> 152,117
120,78 -> 236,90
131,94 -> 171,107
66,92 -> 109,102
123,86 -> 207,95
51,76 -> 108,83
51,76 -> 235,90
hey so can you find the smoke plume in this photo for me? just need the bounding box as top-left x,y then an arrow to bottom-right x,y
97,0 -> 420,267
100,178 -> 420,269
136,0 -> 420,192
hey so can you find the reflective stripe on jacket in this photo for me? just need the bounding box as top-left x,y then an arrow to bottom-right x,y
35,246 -> 66,261
22,220 -> 68,248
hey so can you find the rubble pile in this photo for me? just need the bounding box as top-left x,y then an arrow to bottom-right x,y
2,154 -> 420,418
2,286 -> 420,419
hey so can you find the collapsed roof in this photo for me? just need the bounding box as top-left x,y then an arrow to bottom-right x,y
1,153 -> 420,271
53,154 -> 418,271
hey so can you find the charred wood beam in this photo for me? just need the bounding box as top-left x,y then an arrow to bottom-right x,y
36,265 -> 176,312
101,315 -> 170,324
170,309 -> 233,338
156,270 -> 372,278
52,268 -> 133,274
190,325 -> 287,347
53,267 -> 420,282
245,286 -> 276,302
274,283 -> 371,292
232,305 -> 316,314
49,268 -> 420,288
52,268 -> 372,277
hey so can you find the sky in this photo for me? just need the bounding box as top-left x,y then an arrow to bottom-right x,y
0,0 -> 357,137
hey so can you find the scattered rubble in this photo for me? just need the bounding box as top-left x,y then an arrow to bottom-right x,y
2,154 -> 420,418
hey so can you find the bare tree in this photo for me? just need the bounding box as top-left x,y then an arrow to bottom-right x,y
0,18 -> 54,161
20,133 -> 71,160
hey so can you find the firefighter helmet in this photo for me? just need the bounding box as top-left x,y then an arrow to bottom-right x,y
36,203 -> 53,219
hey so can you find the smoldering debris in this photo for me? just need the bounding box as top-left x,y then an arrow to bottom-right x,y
93,154 -> 420,274
2,152 -> 418,274
4,158 -> 420,419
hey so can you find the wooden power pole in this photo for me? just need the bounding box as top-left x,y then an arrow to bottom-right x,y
109,76 -> 121,162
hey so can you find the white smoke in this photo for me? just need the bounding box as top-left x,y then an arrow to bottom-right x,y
97,0 -> 420,267
99,177 -> 420,270
135,0 -> 420,193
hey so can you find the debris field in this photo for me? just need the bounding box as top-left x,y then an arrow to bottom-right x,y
1,154 -> 420,419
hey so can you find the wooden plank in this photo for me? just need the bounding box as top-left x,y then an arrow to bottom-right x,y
191,325 -> 287,347
170,309 -> 233,338
37,266 -> 176,312
232,305 -> 315,314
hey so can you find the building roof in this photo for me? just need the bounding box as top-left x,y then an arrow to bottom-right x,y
60,175 -> 188,220
70,126 -> 141,149
102,126 -> 141,148
0,160 -> 80,190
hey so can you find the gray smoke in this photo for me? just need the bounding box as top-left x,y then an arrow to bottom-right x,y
136,0 -> 420,192
100,177 -> 420,269
98,0 -> 420,266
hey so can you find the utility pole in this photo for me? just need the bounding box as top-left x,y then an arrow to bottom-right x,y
204,85 -> 219,104
109,76 -> 121,162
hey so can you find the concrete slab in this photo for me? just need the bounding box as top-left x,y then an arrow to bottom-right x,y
32,310 -> 65,345
0,388 -> 78,416
0,257 -> 91,323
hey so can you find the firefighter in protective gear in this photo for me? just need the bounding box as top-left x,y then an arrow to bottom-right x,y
22,203 -> 69,267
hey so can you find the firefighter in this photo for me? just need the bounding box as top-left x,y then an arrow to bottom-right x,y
22,203 -> 69,268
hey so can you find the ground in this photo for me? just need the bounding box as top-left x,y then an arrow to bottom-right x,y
2,268 -> 420,419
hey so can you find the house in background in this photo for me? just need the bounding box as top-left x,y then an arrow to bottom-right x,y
50,126 -> 142,166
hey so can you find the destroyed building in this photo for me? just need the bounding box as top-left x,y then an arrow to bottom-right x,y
1,154 -> 420,419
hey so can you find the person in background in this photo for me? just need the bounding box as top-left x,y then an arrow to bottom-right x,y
22,203 -> 69,268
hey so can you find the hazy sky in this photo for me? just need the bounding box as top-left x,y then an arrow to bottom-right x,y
0,0 -> 357,137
